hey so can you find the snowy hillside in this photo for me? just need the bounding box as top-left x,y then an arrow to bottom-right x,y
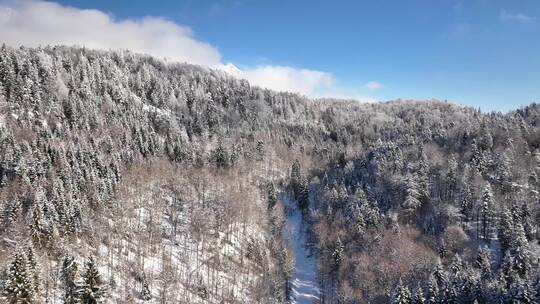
0,45 -> 539,303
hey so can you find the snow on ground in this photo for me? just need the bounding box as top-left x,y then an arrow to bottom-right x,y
89,170 -> 270,304
282,192 -> 320,304
94,212 -> 264,303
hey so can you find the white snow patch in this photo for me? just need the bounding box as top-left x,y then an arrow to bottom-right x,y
282,193 -> 320,304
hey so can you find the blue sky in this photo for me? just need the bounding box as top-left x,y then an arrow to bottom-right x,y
2,0 -> 539,111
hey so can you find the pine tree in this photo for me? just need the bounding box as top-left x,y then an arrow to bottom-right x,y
2,251 -> 35,304
291,159 -> 308,212
290,159 -> 301,197
498,209 -> 514,255
256,140 -> 265,160
496,149 -> 513,185
25,246 -> 40,298
213,142 -> 229,169
1,196 -> 20,227
267,182 -> 278,210
446,156 -> 458,199
510,202 -> 522,224
470,139 -> 482,169
141,273 -> 151,301
297,176 -> 309,212
332,237 -> 344,271
513,279 -> 534,304
437,239 -> 448,259
475,246 -> 492,280
460,269 -> 477,303
394,279 -> 412,304
80,257 -> 105,304
460,185 -> 474,222
500,251 -> 516,289
61,255 -> 81,304
30,188 -> 57,248
433,260 -> 447,288
413,285 -> 425,304
417,148 -> 430,199
511,223 -> 531,277
479,127 -> 493,151
403,173 -> 421,216
520,203 -> 536,241
449,254 -> 464,286
427,275 -> 439,304
479,184 -> 493,241
446,284 -> 459,304
278,247 -> 293,302
471,280 -> 484,304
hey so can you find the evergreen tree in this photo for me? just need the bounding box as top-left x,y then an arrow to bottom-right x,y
511,223 -> 531,277
500,251 -> 517,289
267,182 -> 278,210
278,247 -> 293,302
496,149 -> 513,185
460,185 -> 474,222
449,254 -> 464,286
61,255 -> 81,304
475,246 -> 492,280
413,285 -> 426,304
25,246 -> 40,298
470,140 -> 483,170
213,142 -> 229,169
471,280 -> 484,304
2,251 -> 35,304
498,209 -> 514,255
80,257 -> 105,304
520,203 -> 536,241
510,202 -> 522,224
141,273 -> 151,301
290,159 -> 302,199
297,176 -> 309,212
1,196 -> 20,227
460,269 -> 477,303
291,160 -> 301,186
446,285 -> 459,304
256,140 -> 265,160
433,260 -> 447,288
394,279 -> 412,304
446,156 -> 458,199
403,173 -> 422,218
427,275 -> 439,304
479,128 -> 493,151
30,188 -> 57,248
512,279 -> 534,304
417,149 -> 430,199
437,240 -> 447,260
332,237 -> 344,271
479,184 -> 493,241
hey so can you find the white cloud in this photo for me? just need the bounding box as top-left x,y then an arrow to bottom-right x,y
365,81 -> 383,91
315,86 -> 377,103
222,64 -> 377,101
221,63 -> 335,96
0,0 -> 373,100
500,9 -> 532,24
0,0 -> 221,66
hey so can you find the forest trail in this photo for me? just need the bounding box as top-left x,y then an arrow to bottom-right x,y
282,193 -> 320,304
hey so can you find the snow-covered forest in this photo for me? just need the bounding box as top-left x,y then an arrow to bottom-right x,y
0,45 -> 539,303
